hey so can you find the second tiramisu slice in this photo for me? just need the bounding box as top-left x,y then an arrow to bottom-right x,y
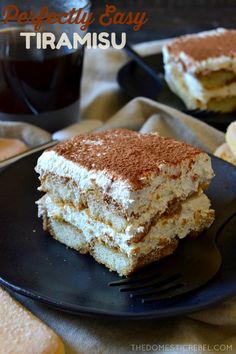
163,28 -> 236,112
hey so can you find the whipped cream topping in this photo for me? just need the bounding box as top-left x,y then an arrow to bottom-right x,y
36,148 -> 214,213
163,28 -> 236,74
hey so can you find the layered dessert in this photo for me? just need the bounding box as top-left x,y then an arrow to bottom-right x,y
35,129 -> 215,276
163,28 -> 236,113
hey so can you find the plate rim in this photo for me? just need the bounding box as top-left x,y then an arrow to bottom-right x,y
1,276 -> 236,320
0,153 -> 236,319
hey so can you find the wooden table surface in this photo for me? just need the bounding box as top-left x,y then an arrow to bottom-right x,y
91,0 -> 236,43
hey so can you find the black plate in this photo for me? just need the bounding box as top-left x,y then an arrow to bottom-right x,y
118,54 -> 236,131
0,153 -> 236,319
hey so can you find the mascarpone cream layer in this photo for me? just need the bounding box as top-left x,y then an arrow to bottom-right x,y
36,150 -> 214,217
164,63 -> 236,107
38,193 -> 214,257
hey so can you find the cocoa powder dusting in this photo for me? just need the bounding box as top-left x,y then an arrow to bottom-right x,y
167,29 -> 236,62
51,129 -> 202,189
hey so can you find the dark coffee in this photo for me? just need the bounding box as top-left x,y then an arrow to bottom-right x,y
0,28 -> 85,132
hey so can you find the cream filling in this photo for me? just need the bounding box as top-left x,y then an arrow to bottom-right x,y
164,62 -> 236,107
35,150 -> 214,218
38,193 -> 214,257
40,176 -> 209,233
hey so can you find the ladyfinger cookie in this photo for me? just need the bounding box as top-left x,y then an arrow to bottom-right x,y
0,287 -> 65,354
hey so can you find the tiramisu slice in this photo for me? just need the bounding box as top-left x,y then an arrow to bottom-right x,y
163,28 -> 236,113
35,129 -> 215,276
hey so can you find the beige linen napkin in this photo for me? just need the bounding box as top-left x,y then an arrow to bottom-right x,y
0,121 -> 51,147
4,41 -> 236,354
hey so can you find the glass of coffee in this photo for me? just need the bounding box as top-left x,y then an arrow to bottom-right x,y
0,0 -> 91,132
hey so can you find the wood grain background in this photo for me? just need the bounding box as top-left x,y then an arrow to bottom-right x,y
90,0 -> 236,43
